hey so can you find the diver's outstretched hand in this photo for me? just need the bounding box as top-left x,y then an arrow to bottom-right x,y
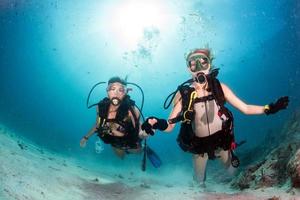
142,117 -> 168,135
80,137 -> 88,148
265,96 -> 289,115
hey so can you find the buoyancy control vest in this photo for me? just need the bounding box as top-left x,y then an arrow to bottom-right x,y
170,73 -> 236,158
96,95 -> 141,149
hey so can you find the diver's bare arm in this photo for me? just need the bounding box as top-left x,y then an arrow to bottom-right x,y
80,124 -> 97,147
164,92 -> 183,132
131,107 -> 147,138
84,125 -> 97,139
221,83 -> 265,115
83,108 -> 100,139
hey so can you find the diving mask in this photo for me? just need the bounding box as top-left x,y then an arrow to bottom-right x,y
187,54 -> 210,72
107,83 -> 126,106
107,83 -> 126,94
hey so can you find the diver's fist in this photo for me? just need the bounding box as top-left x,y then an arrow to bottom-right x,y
152,117 -> 168,131
265,96 -> 289,115
141,117 -> 168,135
141,119 -> 154,135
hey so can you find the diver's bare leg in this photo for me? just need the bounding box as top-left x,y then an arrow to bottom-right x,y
193,153 -> 208,186
127,147 -> 142,154
219,150 -> 235,175
112,147 -> 125,159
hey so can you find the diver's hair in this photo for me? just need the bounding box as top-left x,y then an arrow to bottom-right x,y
108,76 -> 127,86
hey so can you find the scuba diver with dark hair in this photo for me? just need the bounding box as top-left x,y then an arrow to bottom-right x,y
80,76 -> 161,170
141,48 -> 289,186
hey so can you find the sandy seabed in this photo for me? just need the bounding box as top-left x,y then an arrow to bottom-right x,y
0,124 -> 299,200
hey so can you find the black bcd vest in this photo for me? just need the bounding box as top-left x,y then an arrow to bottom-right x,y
96,95 -> 140,148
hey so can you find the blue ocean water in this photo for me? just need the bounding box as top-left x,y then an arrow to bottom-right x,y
0,0 -> 300,194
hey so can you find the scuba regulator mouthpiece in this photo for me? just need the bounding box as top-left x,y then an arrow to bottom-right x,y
111,97 -> 121,106
194,69 -> 220,84
195,72 -> 207,84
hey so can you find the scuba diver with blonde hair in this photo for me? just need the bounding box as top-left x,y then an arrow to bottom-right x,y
80,76 -> 161,171
142,48 -> 289,186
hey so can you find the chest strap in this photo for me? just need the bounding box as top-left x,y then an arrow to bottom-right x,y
193,94 -> 215,104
